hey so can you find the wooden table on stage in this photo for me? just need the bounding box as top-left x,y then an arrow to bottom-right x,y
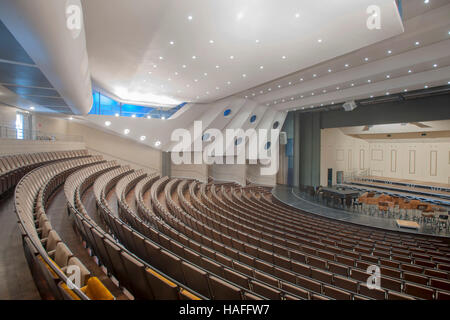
396,219 -> 420,230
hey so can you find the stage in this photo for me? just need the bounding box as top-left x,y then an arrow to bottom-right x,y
272,185 -> 450,239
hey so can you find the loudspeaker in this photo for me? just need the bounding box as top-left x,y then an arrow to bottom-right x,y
342,100 -> 358,112
279,132 -> 287,145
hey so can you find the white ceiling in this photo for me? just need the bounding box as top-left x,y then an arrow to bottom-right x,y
81,0 -> 404,106
340,120 -> 450,135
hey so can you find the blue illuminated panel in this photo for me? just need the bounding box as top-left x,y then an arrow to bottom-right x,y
88,91 -> 186,119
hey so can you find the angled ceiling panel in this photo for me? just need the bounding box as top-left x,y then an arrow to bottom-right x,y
0,20 -> 34,64
2,85 -> 60,97
24,95 -> 67,107
0,62 -> 53,88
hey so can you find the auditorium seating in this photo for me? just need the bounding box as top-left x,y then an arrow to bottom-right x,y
6,149 -> 449,300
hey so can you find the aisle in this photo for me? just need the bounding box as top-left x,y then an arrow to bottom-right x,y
0,194 -> 40,299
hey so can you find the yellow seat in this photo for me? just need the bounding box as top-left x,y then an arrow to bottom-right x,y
81,277 -> 115,300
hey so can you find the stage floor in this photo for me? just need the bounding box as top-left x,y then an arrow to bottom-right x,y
272,185 -> 450,239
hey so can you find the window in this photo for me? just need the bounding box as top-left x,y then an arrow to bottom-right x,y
235,137 -> 242,145
264,141 -> 271,150
16,113 -> 24,140
272,121 -> 279,129
202,133 -> 210,141
250,115 -> 257,123
223,109 -> 231,117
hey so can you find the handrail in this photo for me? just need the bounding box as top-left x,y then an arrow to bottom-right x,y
0,125 -> 83,142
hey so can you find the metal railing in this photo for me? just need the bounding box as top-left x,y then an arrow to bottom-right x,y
0,126 -> 83,142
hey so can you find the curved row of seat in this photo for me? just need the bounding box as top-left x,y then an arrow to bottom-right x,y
1,150 -> 88,197
14,153 -> 116,300
86,167 -> 206,300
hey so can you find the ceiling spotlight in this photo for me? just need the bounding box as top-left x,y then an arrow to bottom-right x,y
105,121 -> 111,126
242,74 -> 247,78
182,65 -> 186,68
209,40 -> 214,44
169,41 -> 174,45
433,64 -> 438,68
345,64 -> 349,68
295,13 -> 300,18
237,12 -> 244,20
229,55 -> 234,59
124,129 -> 130,134
259,65 -> 264,69
300,78 -> 303,81
203,72 -> 208,76
140,136 -> 146,141
364,57 -> 369,62
194,79 -> 198,82
216,87 -> 220,90
146,115 -> 151,119
424,0 -> 429,4
153,64 -> 157,68
328,69 -> 332,73
192,55 -> 197,59
161,116 -> 166,120
227,81 -> 231,85
386,92 -> 390,95
424,85 -> 429,88
370,95 -> 374,98
29,106 -> 35,110
318,39 -> 323,43
386,75 -> 390,78
278,85 -> 281,88
268,88 -> 271,91
367,79 -> 371,83
312,74 -> 317,77
186,84 -> 190,87
300,95 -> 304,98
215,65 -> 220,69
155,141 -> 161,147
387,50 -> 392,54
281,55 -> 286,59
404,89 -> 408,92
69,117 -> 73,120
351,83 -> 355,86
260,90 -> 263,94
255,39 -> 260,43
187,15 -> 193,20
336,86 -> 340,90
323,90 -> 326,93
159,56 -> 164,60
415,41 -> 420,46
311,92 -> 314,96
115,113 -> 119,117
288,82 -> 292,85
408,70 -> 412,73
174,72 -> 178,75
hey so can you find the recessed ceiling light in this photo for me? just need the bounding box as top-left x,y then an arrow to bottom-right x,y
182,65 -> 186,68
386,74 -> 390,78
155,141 -> 161,147
300,78 -> 303,81
194,79 -> 198,82
424,0 -> 429,4
148,71 -> 152,74
255,39 -> 260,43
167,78 -> 171,81
408,70 -> 412,73
217,87 -> 220,90
169,41 -> 174,45
68,117 -> 73,120
386,92 -> 390,95
196,96 -> 200,99
415,41 -> 420,46
448,81 -> 450,84
259,65 -> 264,69
206,91 -> 210,94
260,90 -> 263,94
131,114 -> 136,118
187,15 -> 193,20
209,40 -> 214,44
230,55 -> 234,59
203,72 -> 208,76
367,79 -> 371,83
318,39 -> 322,43
295,13 -> 300,18
433,64 -> 438,68
227,81 -> 231,85
124,129 -> 130,134
313,74 -> 317,77
351,83 -> 355,86
288,82 -> 292,85
291,97 -> 294,100
387,50 -> 392,54
345,64 -> 349,68
159,56 -> 164,60
300,95 -> 304,98
311,92 -> 314,95
237,12 -> 244,20
153,64 -> 157,68
274,101 -> 277,104
245,95 -> 248,98
192,55 -> 197,59
140,136 -> 146,141
174,72 -> 179,75
281,55 -> 286,59
370,95 -> 374,98
404,89 -> 408,92
323,90 -> 327,93
331,102 -> 334,105
161,116 -> 166,120
242,74 -> 247,77
215,65 -> 220,69
424,85 -> 429,88
282,99 -> 285,102
277,85 -> 281,88
268,88 -> 271,91
328,69 -> 332,73
336,86 -> 340,90
146,115 -> 151,119
29,106 -> 35,110
115,113 -> 119,117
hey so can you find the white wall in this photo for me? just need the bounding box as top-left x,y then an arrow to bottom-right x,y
211,159 -> 246,186
321,128 -> 450,185
0,139 -> 85,156
246,163 -> 276,186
